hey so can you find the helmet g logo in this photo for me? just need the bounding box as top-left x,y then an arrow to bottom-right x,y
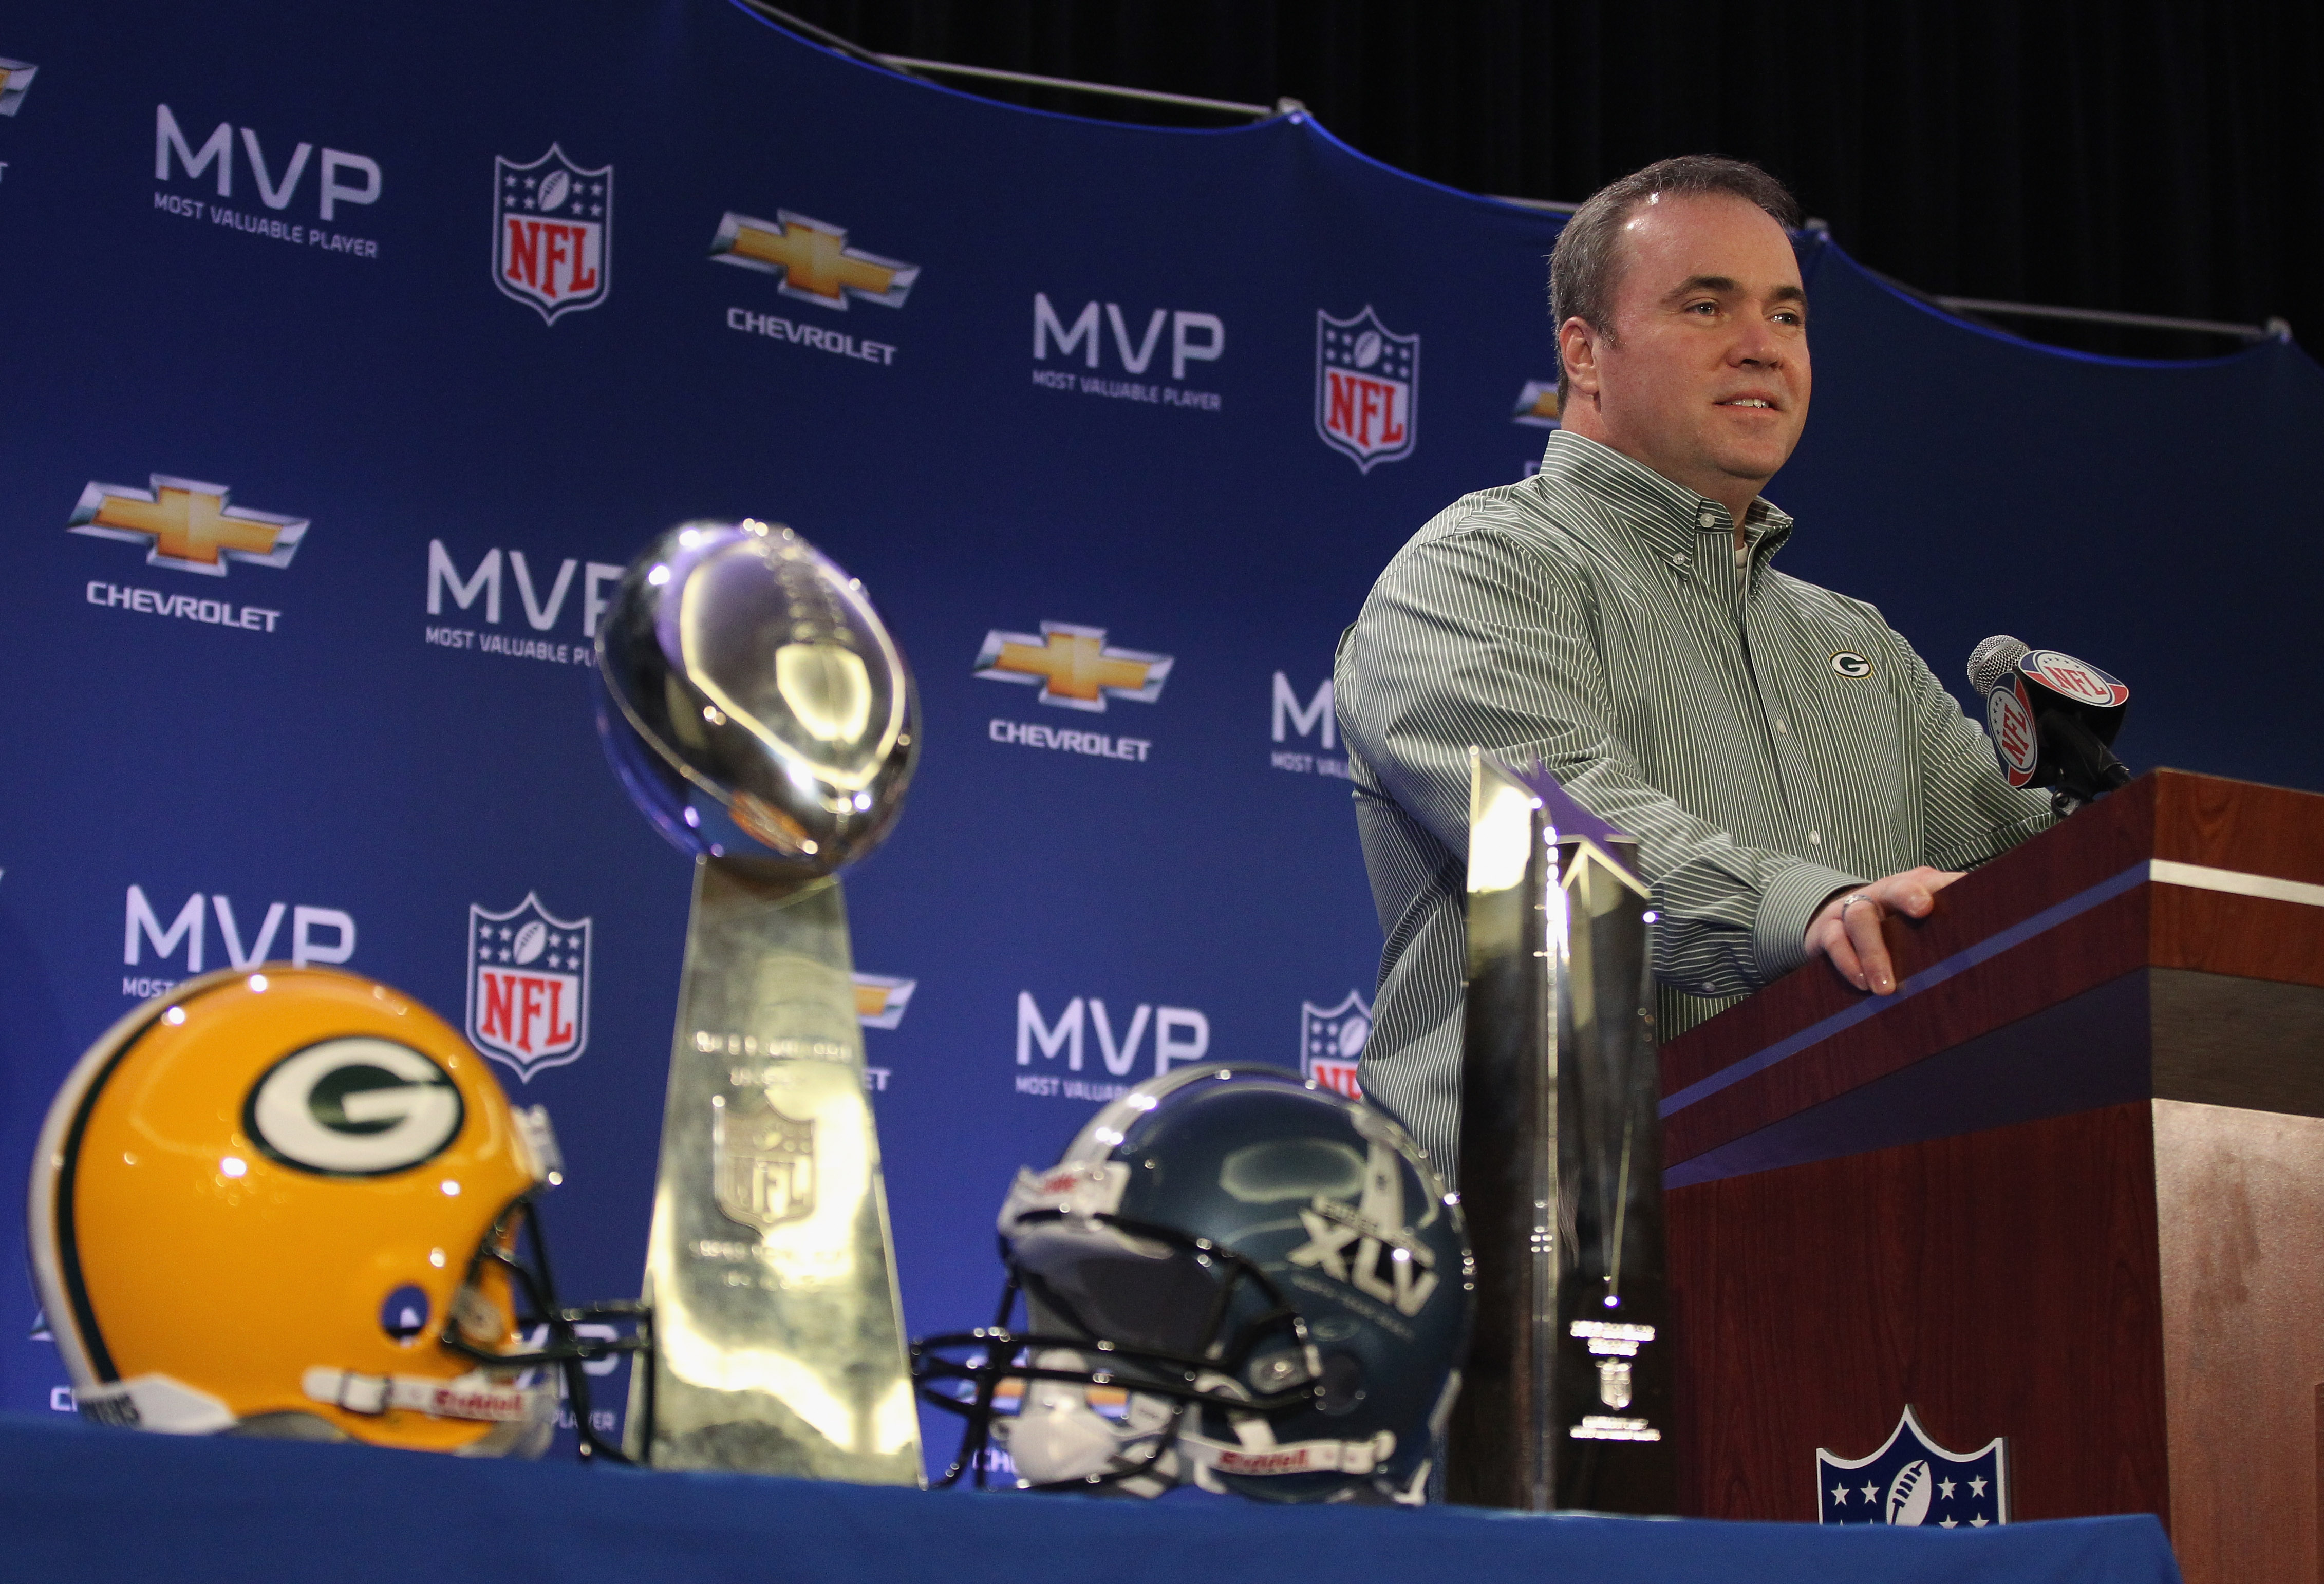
245,1039 -> 465,1176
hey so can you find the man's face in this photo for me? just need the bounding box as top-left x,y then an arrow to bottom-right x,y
1561,193 -> 1810,501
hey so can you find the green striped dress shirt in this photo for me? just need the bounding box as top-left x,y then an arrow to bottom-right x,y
1335,430 -> 2052,1176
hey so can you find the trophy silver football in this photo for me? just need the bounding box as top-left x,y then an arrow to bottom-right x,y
597,518 -> 922,1483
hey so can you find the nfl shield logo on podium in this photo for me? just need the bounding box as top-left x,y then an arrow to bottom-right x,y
466,894 -> 592,1081
1817,1405 -> 2009,1527
1315,307 -> 1418,472
493,144 -> 612,323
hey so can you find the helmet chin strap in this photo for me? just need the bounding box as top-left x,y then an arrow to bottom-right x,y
1176,1421 -> 1399,1482
997,1351 -> 1399,1497
71,1367 -> 559,1460
302,1365 -> 558,1428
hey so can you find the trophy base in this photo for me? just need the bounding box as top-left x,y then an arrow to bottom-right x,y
624,857 -> 922,1485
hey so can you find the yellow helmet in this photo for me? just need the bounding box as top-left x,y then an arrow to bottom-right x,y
27,965 -> 639,1456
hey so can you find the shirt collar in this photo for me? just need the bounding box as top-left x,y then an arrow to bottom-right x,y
1537,430 -> 1794,564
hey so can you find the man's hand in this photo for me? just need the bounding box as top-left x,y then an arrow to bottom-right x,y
1804,867 -> 1963,995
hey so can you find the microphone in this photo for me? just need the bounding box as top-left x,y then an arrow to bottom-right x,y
1966,635 -> 2133,814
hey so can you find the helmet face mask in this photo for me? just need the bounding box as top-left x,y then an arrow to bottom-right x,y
913,1065 -> 1473,1504
435,1190 -> 649,1460
927,1211 -> 1324,1495
27,966 -> 644,1459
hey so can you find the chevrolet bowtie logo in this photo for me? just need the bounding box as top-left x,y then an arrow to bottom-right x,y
853,973 -> 917,1031
68,476 -> 308,576
709,210 -> 919,310
975,622 -> 1173,713
1512,380 -> 1562,428
0,58 -> 38,118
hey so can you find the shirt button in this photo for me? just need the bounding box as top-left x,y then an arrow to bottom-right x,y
1775,719 -> 1789,734
1808,831 -> 1823,844
1697,510 -> 1717,527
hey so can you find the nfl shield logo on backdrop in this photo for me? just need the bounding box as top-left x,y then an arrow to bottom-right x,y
1301,990 -> 1371,1099
1316,307 -> 1419,471
467,893 -> 591,1081
1818,1406 -> 2009,1528
493,145 -> 612,323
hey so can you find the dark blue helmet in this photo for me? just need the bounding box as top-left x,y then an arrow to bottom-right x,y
912,1064 -> 1473,1504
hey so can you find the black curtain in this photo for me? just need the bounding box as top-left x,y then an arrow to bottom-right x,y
760,1 -> 2322,360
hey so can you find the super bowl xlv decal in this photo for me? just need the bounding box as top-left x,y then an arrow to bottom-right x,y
1283,1135 -> 1440,1318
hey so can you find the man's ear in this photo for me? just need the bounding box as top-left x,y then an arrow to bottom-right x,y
1558,316 -> 1602,399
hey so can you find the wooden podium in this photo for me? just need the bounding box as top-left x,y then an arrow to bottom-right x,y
1661,769 -> 2324,1583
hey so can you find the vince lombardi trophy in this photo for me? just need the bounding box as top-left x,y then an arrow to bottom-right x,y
596,519 -> 921,1483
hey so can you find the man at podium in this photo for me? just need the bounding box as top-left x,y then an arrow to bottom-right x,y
1335,155 -> 2054,1174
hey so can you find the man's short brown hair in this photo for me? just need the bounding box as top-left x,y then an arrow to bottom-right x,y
1549,156 -> 1803,398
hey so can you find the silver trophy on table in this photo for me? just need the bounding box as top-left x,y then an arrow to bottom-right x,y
1449,749 -> 1675,1514
595,518 -> 922,1483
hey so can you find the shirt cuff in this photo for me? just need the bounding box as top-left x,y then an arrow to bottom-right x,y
1752,860 -> 1867,983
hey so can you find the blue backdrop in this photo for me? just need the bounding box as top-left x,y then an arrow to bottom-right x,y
0,0 -> 2317,1476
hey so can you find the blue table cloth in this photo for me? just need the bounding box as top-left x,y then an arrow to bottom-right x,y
0,1413 -> 2179,1583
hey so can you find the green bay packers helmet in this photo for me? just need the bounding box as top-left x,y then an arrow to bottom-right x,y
27,965 -> 641,1455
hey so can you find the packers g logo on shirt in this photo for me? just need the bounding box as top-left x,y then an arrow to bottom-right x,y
243,1038 -> 465,1176
1830,651 -> 1875,678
